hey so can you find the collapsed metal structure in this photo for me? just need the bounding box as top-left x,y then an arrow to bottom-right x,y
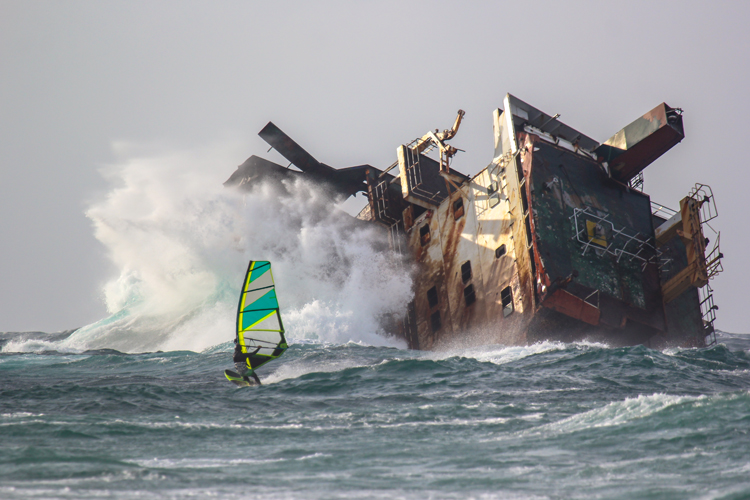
226,94 -> 723,349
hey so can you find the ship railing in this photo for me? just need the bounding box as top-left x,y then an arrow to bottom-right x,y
407,136 -> 437,157
374,180 -> 399,225
690,183 -> 723,281
388,221 -> 403,256
693,185 -> 721,347
689,183 -> 719,225
699,284 -> 718,346
656,247 -> 673,273
403,143 -> 442,201
583,289 -> 600,308
477,152 -> 516,216
628,172 -> 644,192
650,201 -> 677,220
705,233 -> 724,280
687,183 -> 724,279
705,329 -> 717,348
651,184 -> 718,227
570,206 -> 657,269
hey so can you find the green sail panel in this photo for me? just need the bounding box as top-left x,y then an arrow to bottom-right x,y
236,261 -> 287,370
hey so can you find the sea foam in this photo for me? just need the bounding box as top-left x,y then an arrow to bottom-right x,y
12,141 -> 412,354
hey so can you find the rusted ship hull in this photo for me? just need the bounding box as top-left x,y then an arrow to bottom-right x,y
226,94 -> 723,350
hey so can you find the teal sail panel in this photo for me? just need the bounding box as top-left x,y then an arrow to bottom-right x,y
236,261 -> 287,371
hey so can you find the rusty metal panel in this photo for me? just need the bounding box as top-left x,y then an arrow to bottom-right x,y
543,289 -> 601,325
471,166 -> 529,345
504,94 -> 599,151
405,207 -> 453,350
500,96 -> 537,321
595,103 -> 684,184
524,132 -> 666,332
405,158 -> 533,347
433,187 -> 489,337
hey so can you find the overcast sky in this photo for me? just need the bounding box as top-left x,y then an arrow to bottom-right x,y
2,0 -> 748,334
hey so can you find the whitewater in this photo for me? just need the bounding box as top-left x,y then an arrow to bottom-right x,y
2,142 -> 749,499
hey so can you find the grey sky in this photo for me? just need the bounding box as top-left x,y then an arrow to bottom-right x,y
1,1 -> 748,333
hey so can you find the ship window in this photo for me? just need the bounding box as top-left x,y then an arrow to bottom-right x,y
489,192 -> 501,208
430,311 -> 442,332
420,224 -> 431,246
495,244 -> 506,258
453,198 -> 464,220
487,181 -> 499,195
461,261 -> 472,284
464,284 -> 476,306
501,286 -> 513,317
427,286 -> 439,309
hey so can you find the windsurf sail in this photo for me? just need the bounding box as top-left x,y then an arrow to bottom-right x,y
235,261 -> 287,373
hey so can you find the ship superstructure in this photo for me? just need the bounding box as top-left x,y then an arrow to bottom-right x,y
226,94 -> 723,349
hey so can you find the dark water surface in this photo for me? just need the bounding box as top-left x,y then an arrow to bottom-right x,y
1,332 -> 750,499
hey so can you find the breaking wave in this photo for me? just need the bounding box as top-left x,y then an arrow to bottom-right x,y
4,141 -> 412,353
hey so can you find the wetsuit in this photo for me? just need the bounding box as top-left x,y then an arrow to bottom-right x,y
233,341 -> 262,385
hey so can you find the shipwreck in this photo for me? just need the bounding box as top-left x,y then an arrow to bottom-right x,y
226,94 -> 724,349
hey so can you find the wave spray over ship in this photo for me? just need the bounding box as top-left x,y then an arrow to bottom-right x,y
4,140 -> 412,353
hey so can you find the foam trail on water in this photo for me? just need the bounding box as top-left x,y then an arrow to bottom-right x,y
15,140 -> 412,353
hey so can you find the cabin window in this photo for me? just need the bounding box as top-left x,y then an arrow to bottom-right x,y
420,224 -> 431,246
427,286 -> 439,309
464,284 -> 476,306
430,311 -> 442,332
501,286 -> 513,317
461,261 -> 472,284
488,181 -> 501,208
453,198 -> 464,220
495,244 -> 506,258
489,193 -> 501,208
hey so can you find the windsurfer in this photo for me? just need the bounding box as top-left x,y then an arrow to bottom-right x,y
225,260 -> 286,387
233,340 -> 262,385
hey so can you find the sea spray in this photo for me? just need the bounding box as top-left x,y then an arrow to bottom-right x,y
13,142 -> 413,353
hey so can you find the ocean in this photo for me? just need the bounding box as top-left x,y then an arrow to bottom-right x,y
2,331 -> 749,500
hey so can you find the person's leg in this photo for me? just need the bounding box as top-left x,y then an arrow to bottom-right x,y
242,370 -> 261,385
234,361 -> 247,375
